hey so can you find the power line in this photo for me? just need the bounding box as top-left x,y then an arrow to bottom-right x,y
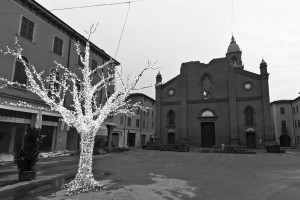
271,64 -> 300,68
247,63 -> 300,71
49,0 -> 146,12
231,0 -> 234,34
0,0 -> 146,15
115,2 -> 131,59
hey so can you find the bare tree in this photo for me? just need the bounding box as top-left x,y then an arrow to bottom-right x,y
0,27 -> 156,195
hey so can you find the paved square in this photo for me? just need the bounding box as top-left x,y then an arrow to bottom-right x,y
42,149 -> 300,200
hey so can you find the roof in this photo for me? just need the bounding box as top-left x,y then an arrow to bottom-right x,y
161,75 -> 180,89
227,36 -> 241,53
128,93 -> 155,103
270,95 -> 300,105
261,58 -> 267,64
17,0 -> 120,65
270,100 -> 293,105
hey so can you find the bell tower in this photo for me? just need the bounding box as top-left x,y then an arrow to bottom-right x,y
226,36 -> 243,69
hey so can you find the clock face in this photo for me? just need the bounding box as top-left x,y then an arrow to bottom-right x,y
244,82 -> 253,91
168,89 -> 175,96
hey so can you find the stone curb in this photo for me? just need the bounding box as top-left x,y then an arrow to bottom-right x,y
0,153 -> 113,200
0,173 -> 75,200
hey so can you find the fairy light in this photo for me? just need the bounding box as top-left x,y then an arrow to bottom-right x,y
0,37 -> 157,195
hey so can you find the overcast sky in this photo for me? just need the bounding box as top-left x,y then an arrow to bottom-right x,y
35,0 -> 300,102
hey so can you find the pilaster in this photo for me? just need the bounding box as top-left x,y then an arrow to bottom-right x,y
228,67 -> 239,145
260,60 -> 274,143
180,64 -> 188,141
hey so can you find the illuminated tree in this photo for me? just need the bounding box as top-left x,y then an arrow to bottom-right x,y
0,28 -> 156,195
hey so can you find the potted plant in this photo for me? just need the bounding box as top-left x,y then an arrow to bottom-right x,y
14,127 -> 43,181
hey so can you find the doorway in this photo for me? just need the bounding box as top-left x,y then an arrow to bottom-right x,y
128,132 -> 136,147
246,132 -> 256,149
201,122 -> 215,148
280,134 -> 291,147
112,133 -> 119,148
66,127 -> 80,151
168,132 -> 175,144
39,126 -> 54,152
141,135 -> 146,146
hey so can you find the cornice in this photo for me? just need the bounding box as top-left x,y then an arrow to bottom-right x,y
236,96 -> 262,102
234,69 -> 261,80
0,92 -> 46,105
161,75 -> 180,89
187,98 -> 229,104
161,101 -> 181,106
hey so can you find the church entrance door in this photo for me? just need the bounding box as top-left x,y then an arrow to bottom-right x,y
246,132 -> 256,149
168,133 -> 175,144
201,122 -> 215,148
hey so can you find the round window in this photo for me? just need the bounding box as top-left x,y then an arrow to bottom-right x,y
168,89 -> 175,96
243,82 -> 253,91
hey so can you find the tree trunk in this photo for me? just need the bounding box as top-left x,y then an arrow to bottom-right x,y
77,134 -> 94,176
62,131 -> 105,195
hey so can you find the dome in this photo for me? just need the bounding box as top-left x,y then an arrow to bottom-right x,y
227,36 -> 240,53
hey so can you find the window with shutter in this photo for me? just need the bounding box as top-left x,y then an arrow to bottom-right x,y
48,69 -> 59,99
19,16 -> 35,41
78,53 -> 85,68
127,117 -> 131,126
53,36 -> 63,56
13,56 -> 28,85
91,59 -> 97,74
49,69 -> 59,91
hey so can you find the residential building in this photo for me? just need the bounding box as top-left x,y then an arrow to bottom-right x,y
155,36 -> 274,149
0,0 -> 119,153
111,93 -> 156,148
271,96 -> 300,148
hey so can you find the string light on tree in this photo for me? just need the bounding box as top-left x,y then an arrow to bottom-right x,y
0,26 -> 157,195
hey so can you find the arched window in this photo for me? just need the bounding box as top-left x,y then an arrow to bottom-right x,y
231,56 -> 237,62
13,56 -> 28,85
201,110 -> 214,117
167,110 -> 175,126
231,56 -> 237,66
245,106 -> 254,125
48,69 -> 59,99
49,69 -> 59,92
201,74 -> 212,99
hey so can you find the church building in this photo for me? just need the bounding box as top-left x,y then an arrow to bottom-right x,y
155,36 -> 274,149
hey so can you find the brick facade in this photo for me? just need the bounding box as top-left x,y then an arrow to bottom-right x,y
155,37 -> 274,149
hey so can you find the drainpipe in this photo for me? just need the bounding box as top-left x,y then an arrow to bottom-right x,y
291,103 -> 296,148
140,110 -> 142,148
140,105 -> 143,147
63,35 -> 72,109
123,114 -> 126,148
66,36 -> 72,69
123,115 -> 127,148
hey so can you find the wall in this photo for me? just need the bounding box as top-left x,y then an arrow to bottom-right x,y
0,0 -> 115,153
